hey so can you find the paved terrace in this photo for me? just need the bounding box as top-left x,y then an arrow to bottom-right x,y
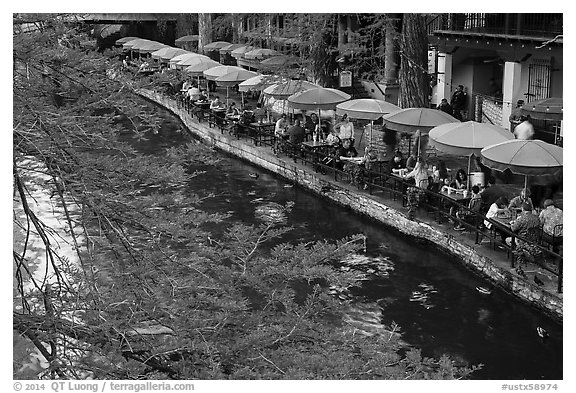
134,85 -> 563,322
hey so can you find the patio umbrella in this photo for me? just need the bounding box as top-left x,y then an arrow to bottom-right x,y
238,74 -> 285,92
244,48 -> 281,60
263,80 -> 319,99
480,139 -> 563,188
216,69 -> 259,106
288,88 -> 351,136
123,38 -> 149,50
177,54 -> 215,68
521,97 -> 562,121
219,43 -> 246,54
116,36 -> 140,46
169,53 -> 209,68
136,41 -> 168,54
175,35 -> 199,45
184,59 -> 220,87
203,65 -> 245,81
429,121 -> 514,189
203,41 -> 232,51
231,45 -> 255,59
336,99 -> 401,148
259,55 -> 300,70
382,107 -> 460,134
151,47 -> 189,61
287,87 -> 351,111
185,60 -> 221,76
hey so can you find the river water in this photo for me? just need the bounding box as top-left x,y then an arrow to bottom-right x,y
122,105 -> 562,380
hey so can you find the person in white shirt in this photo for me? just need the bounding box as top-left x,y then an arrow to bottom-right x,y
275,114 -> 288,137
336,114 -> 355,144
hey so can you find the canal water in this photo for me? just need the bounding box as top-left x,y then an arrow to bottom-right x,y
121,105 -> 562,380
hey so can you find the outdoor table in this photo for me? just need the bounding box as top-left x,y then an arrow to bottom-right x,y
439,187 -> 471,203
211,108 -> 227,128
250,122 -> 276,146
302,140 -> 333,173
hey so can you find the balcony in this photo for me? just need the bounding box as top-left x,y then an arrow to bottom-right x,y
428,13 -> 563,40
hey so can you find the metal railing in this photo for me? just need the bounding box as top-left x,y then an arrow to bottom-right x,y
427,13 -> 562,39
171,89 -> 562,293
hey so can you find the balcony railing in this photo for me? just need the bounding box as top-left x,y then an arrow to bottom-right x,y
428,13 -> 562,39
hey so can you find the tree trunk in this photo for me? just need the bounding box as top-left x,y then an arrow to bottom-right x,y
384,15 -> 400,84
231,14 -> 240,44
198,13 -> 213,52
399,13 -> 429,108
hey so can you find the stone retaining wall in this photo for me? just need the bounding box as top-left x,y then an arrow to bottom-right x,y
137,89 -> 563,322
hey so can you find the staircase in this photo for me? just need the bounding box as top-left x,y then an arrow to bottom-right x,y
340,77 -> 371,99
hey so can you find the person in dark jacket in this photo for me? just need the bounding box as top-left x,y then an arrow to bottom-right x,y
437,98 -> 454,116
451,85 -> 466,121
286,119 -> 306,145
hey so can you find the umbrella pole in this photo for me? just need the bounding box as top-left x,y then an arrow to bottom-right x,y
370,120 -> 373,148
318,109 -> 321,139
467,154 -> 472,191
524,175 -> 528,190
206,79 -> 210,100
226,87 -> 229,107
241,91 -> 244,109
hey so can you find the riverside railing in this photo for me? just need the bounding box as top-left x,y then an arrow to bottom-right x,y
173,92 -> 563,293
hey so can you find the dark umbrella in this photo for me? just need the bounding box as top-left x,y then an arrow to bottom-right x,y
521,97 -> 562,121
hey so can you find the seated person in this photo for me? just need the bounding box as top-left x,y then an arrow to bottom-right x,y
186,84 -> 201,102
427,176 -> 440,193
335,138 -> 358,171
275,114 -> 289,138
505,202 -> 542,264
226,102 -> 240,118
210,96 -> 225,110
197,90 -> 209,103
286,119 -> 306,145
404,159 -> 429,189
454,185 -> 482,230
253,103 -> 266,123
480,176 -> 506,212
451,169 -> 468,190
484,196 -> 509,243
508,188 -> 534,212
390,151 -> 406,175
433,160 -> 450,185
405,154 -> 417,172
325,128 -> 341,146
539,199 -> 563,253
305,113 -> 321,137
